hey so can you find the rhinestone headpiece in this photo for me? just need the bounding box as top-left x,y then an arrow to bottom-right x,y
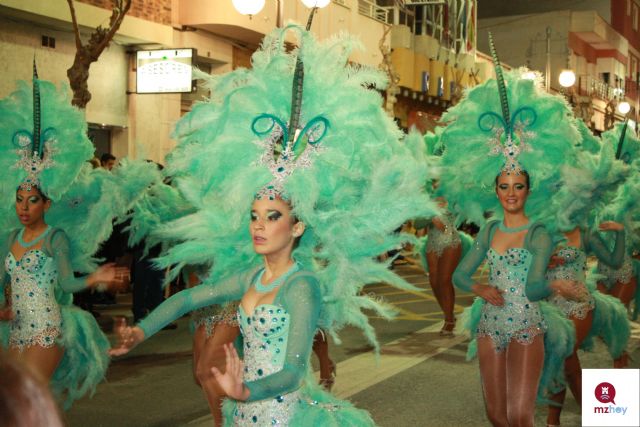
13,60 -> 57,192
252,7 -> 329,200
480,34 -> 537,175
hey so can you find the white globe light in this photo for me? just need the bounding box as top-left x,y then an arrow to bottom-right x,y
618,101 -> 631,115
558,69 -> 576,88
232,0 -> 265,15
301,0 -> 331,8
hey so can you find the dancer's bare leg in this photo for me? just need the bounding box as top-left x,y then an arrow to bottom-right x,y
8,344 -> 63,382
426,251 -> 441,309
547,310 -> 593,425
477,336 -> 508,427
609,277 -> 637,307
192,324 -> 207,386
196,323 -> 240,426
505,335 -> 544,427
313,330 -> 335,390
436,245 -> 461,330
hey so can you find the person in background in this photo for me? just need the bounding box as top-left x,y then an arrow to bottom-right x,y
100,153 -> 116,171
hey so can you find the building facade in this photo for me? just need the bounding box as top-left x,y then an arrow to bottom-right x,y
0,0 -> 394,162
478,0 -> 640,132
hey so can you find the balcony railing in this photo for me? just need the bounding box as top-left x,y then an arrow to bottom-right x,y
358,0 -> 390,23
577,75 -> 625,101
625,78 -> 638,101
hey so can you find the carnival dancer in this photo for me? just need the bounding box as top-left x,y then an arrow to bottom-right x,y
0,64 -> 158,409
110,9 -> 438,426
442,37 -> 580,427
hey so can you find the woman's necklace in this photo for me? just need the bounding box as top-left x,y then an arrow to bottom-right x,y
18,226 -> 51,248
498,221 -> 531,233
254,262 -> 300,294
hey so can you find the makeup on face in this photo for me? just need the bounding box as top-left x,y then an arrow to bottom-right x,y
495,172 -> 529,214
249,198 -> 299,256
15,188 -> 49,226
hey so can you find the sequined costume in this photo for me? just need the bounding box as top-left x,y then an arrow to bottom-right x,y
0,228 -> 110,408
453,221 -> 554,351
192,301 -> 240,337
138,266 -> 374,426
547,247 -> 594,319
426,211 -> 461,257
597,253 -> 635,289
547,230 -> 625,319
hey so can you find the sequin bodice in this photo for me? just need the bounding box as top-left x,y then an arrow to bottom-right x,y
233,304 -> 301,426
597,253 -> 634,288
477,248 -> 546,351
546,247 -> 594,319
426,211 -> 461,256
5,250 -> 62,349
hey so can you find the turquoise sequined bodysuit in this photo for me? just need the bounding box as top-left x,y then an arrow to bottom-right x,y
478,247 -> 546,350
137,265 -> 374,426
2,229 -> 88,351
5,249 -> 62,349
234,304 -> 300,425
546,247 -> 594,319
547,229 -> 625,319
593,230 -> 630,288
139,267 -> 320,424
426,211 -> 461,257
1,228 -> 111,409
453,220 -> 554,352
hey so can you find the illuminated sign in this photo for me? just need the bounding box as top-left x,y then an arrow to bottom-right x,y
136,49 -> 195,94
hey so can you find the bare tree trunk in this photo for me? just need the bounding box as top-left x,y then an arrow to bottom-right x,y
66,0 -> 132,109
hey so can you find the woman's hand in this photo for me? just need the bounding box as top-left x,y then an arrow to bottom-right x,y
471,284 -> 504,306
550,279 -> 583,301
547,255 -> 566,270
87,263 -> 130,290
211,343 -> 250,401
108,322 -> 145,357
0,306 -> 13,321
598,221 -> 624,232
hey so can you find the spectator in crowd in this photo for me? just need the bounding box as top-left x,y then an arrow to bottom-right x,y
100,153 -> 116,171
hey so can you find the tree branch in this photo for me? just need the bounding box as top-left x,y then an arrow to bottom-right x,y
66,0 -> 83,50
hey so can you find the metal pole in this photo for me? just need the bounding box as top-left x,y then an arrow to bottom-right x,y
545,26 -> 552,92
276,0 -> 283,28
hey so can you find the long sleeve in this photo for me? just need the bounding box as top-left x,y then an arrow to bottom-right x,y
137,272 -> 248,339
0,247 -> 9,307
523,225 -> 554,301
50,231 -> 89,294
585,230 -> 625,269
245,274 -> 321,402
452,222 -> 494,292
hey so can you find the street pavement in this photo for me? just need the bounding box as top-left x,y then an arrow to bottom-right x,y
65,259 -> 640,427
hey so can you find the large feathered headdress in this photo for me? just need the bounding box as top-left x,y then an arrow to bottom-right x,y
437,35 -> 579,225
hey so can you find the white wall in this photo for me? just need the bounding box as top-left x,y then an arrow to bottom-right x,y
0,15 -> 129,127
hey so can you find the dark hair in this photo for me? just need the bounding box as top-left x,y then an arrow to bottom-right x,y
100,153 -> 116,165
0,355 -> 64,427
494,170 -> 530,189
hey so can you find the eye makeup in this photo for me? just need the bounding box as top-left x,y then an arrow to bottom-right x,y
267,210 -> 282,221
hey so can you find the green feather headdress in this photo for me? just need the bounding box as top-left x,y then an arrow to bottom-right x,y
0,62 -> 94,202
437,35 -> 579,226
153,25 -> 439,350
